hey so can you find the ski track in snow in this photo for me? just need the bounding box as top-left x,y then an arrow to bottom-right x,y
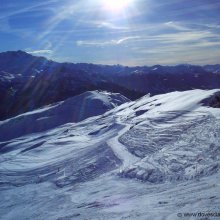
107,120 -> 140,169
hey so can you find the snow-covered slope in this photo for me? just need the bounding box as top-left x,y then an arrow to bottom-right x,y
0,90 -> 130,141
0,89 -> 220,220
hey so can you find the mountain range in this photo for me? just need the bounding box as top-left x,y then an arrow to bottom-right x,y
0,50 -> 220,120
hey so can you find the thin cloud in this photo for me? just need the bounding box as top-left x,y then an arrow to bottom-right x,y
27,50 -> 53,55
78,20 -> 129,30
164,21 -> 190,31
0,1 -> 59,20
76,36 -> 140,47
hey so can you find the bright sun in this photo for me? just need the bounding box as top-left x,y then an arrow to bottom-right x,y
104,0 -> 132,12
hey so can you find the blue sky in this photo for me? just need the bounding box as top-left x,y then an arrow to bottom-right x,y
0,0 -> 220,66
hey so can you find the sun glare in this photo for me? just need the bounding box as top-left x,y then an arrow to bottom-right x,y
104,0 -> 132,12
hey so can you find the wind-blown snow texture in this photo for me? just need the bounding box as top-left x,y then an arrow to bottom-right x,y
0,89 -> 220,220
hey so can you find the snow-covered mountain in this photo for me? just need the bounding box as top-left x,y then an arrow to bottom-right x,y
0,89 -> 220,219
0,91 -> 129,141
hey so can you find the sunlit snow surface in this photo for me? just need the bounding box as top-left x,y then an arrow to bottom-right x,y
0,89 -> 220,220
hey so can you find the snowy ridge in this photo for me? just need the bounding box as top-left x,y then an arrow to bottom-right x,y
0,89 -> 220,219
0,90 -> 130,141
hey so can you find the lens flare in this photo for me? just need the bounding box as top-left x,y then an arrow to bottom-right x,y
104,0 -> 132,12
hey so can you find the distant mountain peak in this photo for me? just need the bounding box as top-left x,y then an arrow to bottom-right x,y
1,50 -> 29,56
